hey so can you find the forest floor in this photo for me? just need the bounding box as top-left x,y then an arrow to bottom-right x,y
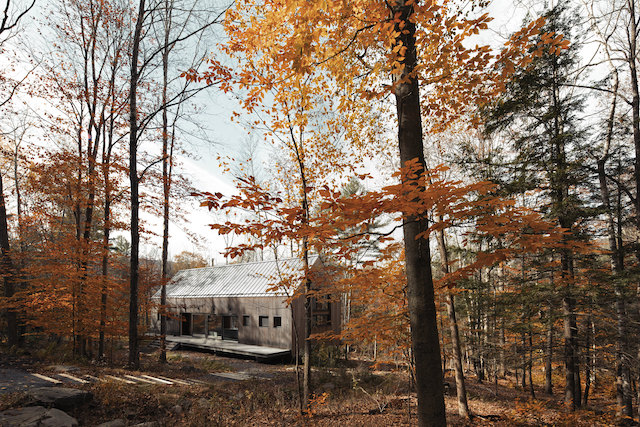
0,342 -> 622,426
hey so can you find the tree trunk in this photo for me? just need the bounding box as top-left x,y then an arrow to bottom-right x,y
574,319 -> 582,408
302,233 -> 311,410
521,333 -> 527,389
545,310 -> 553,395
288,115 -> 313,410
128,0 -> 145,371
528,328 -> 535,398
159,0 -> 172,365
391,2 -> 445,425
435,226 -> 470,418
626,2 -> 640,418
499,319 -> 506,378
595,71 -> 634,417
583,314 -> 591,407
12,138 -> 25,344
0,172 -> 17,346
563,294 -> 577,410
99,193 -> 111,358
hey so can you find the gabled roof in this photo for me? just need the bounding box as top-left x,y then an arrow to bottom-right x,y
154,255 -> 320,298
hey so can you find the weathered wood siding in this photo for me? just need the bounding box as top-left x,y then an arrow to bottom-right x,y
152,295 -> 293,349
291,294 -> 342,356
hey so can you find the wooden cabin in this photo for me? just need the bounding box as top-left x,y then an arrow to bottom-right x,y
150,256 -> 340,353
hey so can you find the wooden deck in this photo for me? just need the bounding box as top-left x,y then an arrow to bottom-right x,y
165,336 -> 291,361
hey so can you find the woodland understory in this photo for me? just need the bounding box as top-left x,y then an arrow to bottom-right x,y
0,345 -> 622,426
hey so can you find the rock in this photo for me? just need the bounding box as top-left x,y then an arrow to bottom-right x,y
96,420 -> 126,427
170,404 -> 183,415
132,422 -> 159,427
0,406 -> 78,427
29,387 -> 93,410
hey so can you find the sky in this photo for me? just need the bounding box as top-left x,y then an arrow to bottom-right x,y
1,0 -> 581,264
176,0 -> 538,261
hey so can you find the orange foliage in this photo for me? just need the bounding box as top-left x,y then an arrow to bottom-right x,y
196,157 -> 575,359
0,145 -> 133,345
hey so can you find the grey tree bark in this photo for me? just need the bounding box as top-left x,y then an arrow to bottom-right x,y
128,0 -> 146,370
390,1 -> 446,424
435,226 -> 470,418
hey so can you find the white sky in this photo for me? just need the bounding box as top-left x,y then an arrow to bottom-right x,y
1,0 -> 597,264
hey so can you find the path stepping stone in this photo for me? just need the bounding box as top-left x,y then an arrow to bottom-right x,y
209,372 -> 252,381
57,373 -> 89,384
140,375 -> 172,385
156,375 -> 190,385
29,387 -> 93,410
31,373 -> 62,385
104,375 -> 135,384
124,375 -> 156,384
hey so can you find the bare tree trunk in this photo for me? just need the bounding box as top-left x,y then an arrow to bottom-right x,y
128,0 -> 145,371
583,314 -> 592,406
99,188 -> 111,358
302,226 -> 311,410
528,328 -> 535,398
435,227 -> 470,418
287,110 -> 313,410
625,2 -> 640,417
159,0 -> 173,365
595,70 -> 634,418
0,172 -> 17,346
550,46 -> 579,409
98,63 -> 119,359
563,293 -> 576,409
574,321 -> 582,408
499,320 -> 506,378
545,310 -> 553,395
12,133 -> 25,344
521,333 -> 527,389
391,2 -> 445,424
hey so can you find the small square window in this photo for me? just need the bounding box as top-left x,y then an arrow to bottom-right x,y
259,316 -> 268,327
243,315 -> 250,327
273,316 -> 282,328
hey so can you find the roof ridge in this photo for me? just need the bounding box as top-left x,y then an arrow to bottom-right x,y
154,255 -> 321,299
175,254 -> 319,272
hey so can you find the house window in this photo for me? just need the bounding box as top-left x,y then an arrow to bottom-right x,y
315,314 -> 331,327
243,315 -> 250,327
313,296 -> 332,327
222,315 -> 238,330
273,316 -> 282,328
259,316 -> 268,327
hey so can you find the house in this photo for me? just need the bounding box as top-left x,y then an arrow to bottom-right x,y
150,255 -> 340,355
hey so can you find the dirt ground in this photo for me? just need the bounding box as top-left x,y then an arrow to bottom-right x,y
0,346 -> 621,426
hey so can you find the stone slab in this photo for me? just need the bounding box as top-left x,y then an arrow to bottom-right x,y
0,406 -> 78,427
29,387 -> 92,410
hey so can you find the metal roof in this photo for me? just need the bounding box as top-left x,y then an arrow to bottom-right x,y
153,255 -> 320,299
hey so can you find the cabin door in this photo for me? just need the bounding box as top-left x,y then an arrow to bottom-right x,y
222,315 -> 238,341
192,314 -> 206,335
181,313 -> 192,335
